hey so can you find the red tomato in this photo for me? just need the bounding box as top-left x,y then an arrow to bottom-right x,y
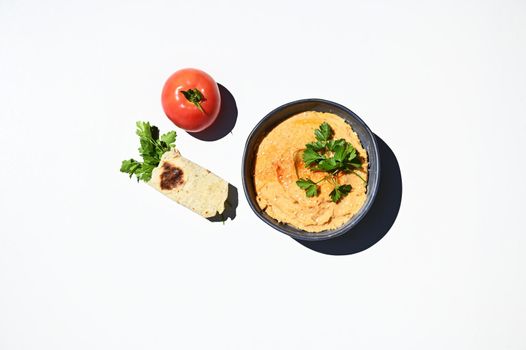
161,68 -> 221,132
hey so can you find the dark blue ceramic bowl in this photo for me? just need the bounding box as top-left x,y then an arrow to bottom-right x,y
242,99 -> 380,241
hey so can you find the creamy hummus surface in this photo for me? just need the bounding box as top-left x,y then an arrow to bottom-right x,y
254,111 -> 368,232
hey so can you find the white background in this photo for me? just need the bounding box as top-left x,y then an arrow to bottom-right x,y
1,0 -> 525,349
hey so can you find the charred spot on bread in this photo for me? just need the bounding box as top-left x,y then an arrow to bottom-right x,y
160,162 -> 184,190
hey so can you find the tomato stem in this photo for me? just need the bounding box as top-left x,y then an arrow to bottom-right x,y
181,88 -> 205,113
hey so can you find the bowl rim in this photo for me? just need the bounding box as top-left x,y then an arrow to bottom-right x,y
241,98 -> 380,241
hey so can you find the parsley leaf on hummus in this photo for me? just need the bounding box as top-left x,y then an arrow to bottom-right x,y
315,122 -> 333,142
296,122 -> 363,203
330,184 -> 352,203
296,178 -> 319,197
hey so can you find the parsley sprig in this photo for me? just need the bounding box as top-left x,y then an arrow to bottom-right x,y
181,88 -> 205,113
296,122 -> 363,203
120,121 -> 177,182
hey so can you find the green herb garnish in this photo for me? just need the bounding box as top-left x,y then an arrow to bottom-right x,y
181,88 -> 205,113
330,184 -> 351,203
295,122 -> 363,203
296,178 -> 319,197
120,121 -> 177,182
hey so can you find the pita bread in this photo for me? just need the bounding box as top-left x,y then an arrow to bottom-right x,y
148,149 -> 228,218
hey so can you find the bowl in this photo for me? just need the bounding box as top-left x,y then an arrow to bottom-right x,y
242,98 -> 380,241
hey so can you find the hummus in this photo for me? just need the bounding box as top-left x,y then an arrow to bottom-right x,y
254,111 -> 368,232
